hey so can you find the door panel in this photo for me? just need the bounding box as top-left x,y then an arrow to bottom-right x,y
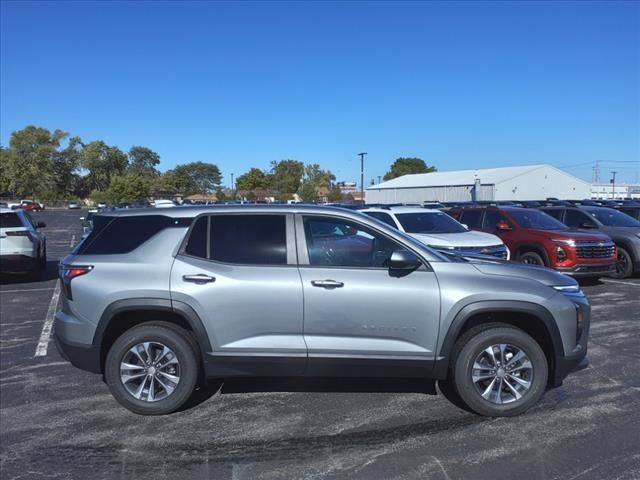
297,214 -> 441,374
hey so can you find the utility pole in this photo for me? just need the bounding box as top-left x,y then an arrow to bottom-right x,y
231,173 -> 234,191
378,175 -> 381,184
358,152 -> 367,203
611,171 -> 617,199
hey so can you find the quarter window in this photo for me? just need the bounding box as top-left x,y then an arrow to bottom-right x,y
185,216 -> 208,258
364,211 -> 398,229
303,216 -> 401,268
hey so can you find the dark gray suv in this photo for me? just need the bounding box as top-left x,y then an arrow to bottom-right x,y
54,205 -> 590,416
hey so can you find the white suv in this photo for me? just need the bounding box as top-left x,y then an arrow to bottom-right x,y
0,208 -> 47,275
361,206 -> 509,259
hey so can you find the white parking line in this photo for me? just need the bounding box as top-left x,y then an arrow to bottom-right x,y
0,287 -> 55,294
69,234 -> 76,247
600,279 -> 640,287
34,281 -> 61,357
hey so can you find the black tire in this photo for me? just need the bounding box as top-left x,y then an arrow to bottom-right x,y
611,246 -> 633,279
450,324 -> 548,417
105,322 -> 200,415
518,251 -> 545,266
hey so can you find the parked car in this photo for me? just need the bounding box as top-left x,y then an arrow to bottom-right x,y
97,202 -> 108,209
614,205 -> 640,221
450,206 -> 617,279
0,207 -> 47,276
361,206 -> 509,259
55,205 -> 589,417
68,201 -> 81,210
8,200 -> 44,212
540,206 -> 640,278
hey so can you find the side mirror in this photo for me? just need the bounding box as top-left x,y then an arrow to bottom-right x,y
461,223 -> 469,230
496,221 -> 512,231
36,221 -> 46,229
389,249 -> 421,271
580,222 -> 597,229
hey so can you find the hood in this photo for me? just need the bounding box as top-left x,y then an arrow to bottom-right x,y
470,258 -> 578,288
595,226 -> 640,237
409,230 -> 503,248
531,228 -> 611,242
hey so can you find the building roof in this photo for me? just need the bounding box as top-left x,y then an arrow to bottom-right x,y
367,164 -> 588,190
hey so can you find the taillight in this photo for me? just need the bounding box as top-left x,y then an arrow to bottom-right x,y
59,264 -> 93,300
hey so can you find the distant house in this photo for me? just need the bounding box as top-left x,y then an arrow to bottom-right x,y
185,193 -> 217,203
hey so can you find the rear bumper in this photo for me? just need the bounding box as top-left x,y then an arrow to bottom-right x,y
53,331 -> 101,374
0,254 -> 38,273
555,262 -> 616,278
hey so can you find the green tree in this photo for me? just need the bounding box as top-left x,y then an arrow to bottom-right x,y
2,125 -> 66,198
270,159 -> 304,195
128,146 -> 160,177
383,157 -> 436,181
298,181 -> 317,202
81,141 -> 129,191
235,167 -> 269,191
163,161 -> 222,196
327,185 -> 343,202
53,136 -> 83,198
304,164 -> 335,188
104,172 -> 151,203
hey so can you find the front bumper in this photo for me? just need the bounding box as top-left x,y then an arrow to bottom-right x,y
555,262 -> 616,278
551,355 -> 589,386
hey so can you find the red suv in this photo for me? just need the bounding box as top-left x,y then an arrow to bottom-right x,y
450,206 -> 616,278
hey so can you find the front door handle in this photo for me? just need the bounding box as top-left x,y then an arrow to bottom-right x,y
183,274 -> 216,284
311,279 -> 344,289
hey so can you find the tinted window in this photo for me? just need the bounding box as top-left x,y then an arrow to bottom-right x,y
584,207 -> 640,227
564,209 -> 594,228
509,210 -> 568,230
210,215 -> 287,265
543,209 -> 564,221
78,215 -> 189,255
364,211 -> 398,229
185,216 -> 208,258
460,210 -> 482,228
0,212 -> 23,228
483,211 -> 507,229
303,216 -> 402,268
396,212 -> 466,234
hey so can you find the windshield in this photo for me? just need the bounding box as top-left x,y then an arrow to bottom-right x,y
396,212 -> 467,234
584,208 -> 640,227
508,210 -> 568,230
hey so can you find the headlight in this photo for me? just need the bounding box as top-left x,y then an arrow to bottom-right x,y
555,246 -> 567,262
553,239 -> 576,247
552,284 -> 581,293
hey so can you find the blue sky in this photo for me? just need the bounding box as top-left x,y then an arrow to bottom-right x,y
1,0 -> 639,186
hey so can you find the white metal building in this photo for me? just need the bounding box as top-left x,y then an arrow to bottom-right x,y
366,164 -> 591,204
590,182 -> 640,199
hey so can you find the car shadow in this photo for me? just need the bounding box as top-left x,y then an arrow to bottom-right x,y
180,377 -> 437,412
0,260 -> 59,285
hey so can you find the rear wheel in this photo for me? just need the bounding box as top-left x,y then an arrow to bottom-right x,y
518,251 -> 545,266
105,322 -> 200,415
611,246 -> 633,279
450,324 -> 548,417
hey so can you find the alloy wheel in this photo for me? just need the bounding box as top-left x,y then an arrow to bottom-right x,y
471,343 -> 533,404
120,341 -> 181,402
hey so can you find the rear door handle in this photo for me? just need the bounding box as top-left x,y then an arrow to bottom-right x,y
311,279 -> 344,289
183,274 -> 216,284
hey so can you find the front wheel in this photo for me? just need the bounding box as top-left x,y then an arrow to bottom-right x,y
450,324 -> 548,417
105,322 -> 200,415
518,251 -> 545,266
611,246 -> 633,279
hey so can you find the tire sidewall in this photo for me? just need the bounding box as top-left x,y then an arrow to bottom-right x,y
105,325 -> 198,415
453,328 -> 548,417
612,247 -> 633,279
519,251 -> 545,266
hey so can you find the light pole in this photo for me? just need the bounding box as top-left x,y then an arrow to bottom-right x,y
231,173 -> 234,191
611,171 -> 617,199
378,175 -> 381,184
358,152 -> 367,203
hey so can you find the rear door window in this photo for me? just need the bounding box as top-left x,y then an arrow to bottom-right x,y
460,210 -> 483,228
209,214 -> 287,265
483,211 -> 508,229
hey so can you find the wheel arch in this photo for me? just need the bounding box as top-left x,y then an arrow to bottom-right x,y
516,243 -> 550,266
94,299 -> 212,373
434,301 -> 563,384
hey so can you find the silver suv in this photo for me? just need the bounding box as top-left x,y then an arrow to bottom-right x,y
54,205 -> 590,416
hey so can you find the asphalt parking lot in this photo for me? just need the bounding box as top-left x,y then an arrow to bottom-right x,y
1,209 -> 639,480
